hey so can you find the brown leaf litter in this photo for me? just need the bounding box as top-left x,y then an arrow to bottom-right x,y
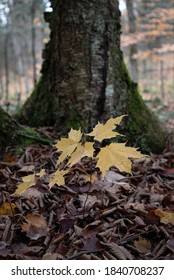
0,134 -> 174,260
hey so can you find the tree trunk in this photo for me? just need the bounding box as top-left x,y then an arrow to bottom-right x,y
16,0 -> 166,153
0,107 -> 19,155
125,0 -> 138,82
31,0 -> 37,86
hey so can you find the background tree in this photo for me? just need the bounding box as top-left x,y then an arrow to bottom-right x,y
0,0 -> 48,112
15,0 -> 166,153
121,0 -> 174,103
125,0 -> 138,82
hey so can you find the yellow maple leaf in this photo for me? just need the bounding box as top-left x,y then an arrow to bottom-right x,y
67,142 -> 94,166
36,169 -> 46,177
87,115 -> 125,142
55,128 -> 82,164
15,174 -> 36,195
96,142 -> 144,175
49,169 -> 69,187
154,209 -> 174,225
83,173 -> 98,184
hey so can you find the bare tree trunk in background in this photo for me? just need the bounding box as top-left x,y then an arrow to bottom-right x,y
31,1 -> 37,86
22,54 -> 30,97
12,35 -> 24,103
160,59 -> 165,101
0,75 -> 4,99
4,31 -> 10,112
22,39 -> 32,97
125,0 -> 139,82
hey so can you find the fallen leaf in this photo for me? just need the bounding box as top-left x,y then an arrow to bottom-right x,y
22,213 -> 49,240
0,202 -> 16,215
11,243 -> 43,256
49,169 -> 69,187
83,173 -> 98,184
78,194 -> 101,209
82,236 -> 98,251
42,253 -> 59,260
104,170 -> 126,182
36,169 -> 46,177
15,174 -> 36,194
134,237 -> 151,253
21,187 -> 44,199
101,242 -> 129,260
154,208 -> 174,224
166,239 -> 174,253
19,164 -> 35,173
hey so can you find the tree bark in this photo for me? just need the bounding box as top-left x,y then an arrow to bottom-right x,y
0,107 -> 19,155
31,0 -> 37,86
16,0 -> 166,153
125,0 -> 139,82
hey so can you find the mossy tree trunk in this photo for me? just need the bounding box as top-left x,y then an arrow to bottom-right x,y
0,106 -> 19,155
16,0 -> 166,153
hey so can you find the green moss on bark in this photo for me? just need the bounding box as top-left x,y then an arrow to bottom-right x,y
15,77 -> 55,126
0,107 -> 18,155
115,63 -> 166,153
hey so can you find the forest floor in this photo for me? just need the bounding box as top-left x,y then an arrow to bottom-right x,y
0,113 -> 174,260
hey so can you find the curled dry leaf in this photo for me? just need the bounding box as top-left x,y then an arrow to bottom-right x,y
78,194 -> 101,209
100,242 -> 129,260
22,213 -> 49,240
21,187 -> 44,199
104,170 -> 126,183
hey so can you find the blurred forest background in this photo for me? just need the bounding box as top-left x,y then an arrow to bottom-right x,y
0,0 -> 173,128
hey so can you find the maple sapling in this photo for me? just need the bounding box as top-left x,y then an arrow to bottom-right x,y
49,115 -> 145,187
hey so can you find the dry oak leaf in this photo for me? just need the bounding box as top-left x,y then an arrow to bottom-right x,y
154,208 -> 174,225
55,128 -> 82,164
96,142 -> 144,175
15,174 -> 36,195
87,115 -> 125,142
22,213 -> 49,240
